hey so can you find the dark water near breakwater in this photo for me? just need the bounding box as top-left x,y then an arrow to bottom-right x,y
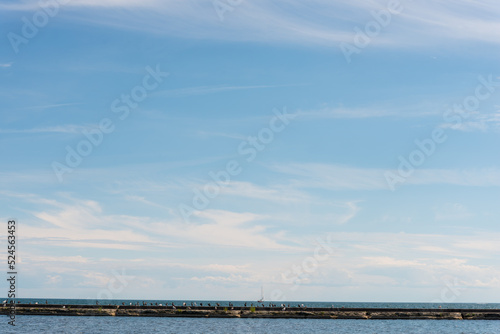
8,298 -> 500,309
1,316 -> 500,334
3,300 -> 500,333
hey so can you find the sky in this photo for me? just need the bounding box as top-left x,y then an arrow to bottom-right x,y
1,0 -> 500,303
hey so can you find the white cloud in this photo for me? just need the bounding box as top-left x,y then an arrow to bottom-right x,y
15,196 -> 159,250
7,192 -> 298,252
140,209 -> 299,251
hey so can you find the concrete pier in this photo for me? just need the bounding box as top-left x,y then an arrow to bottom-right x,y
2,304 -> 500,320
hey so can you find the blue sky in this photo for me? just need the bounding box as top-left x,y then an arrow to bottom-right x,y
1,0 -> 500,302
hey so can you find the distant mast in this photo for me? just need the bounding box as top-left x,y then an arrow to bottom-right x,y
257,286 -> 264,302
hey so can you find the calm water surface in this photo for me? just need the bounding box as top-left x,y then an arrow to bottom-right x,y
1,316 -> 500,334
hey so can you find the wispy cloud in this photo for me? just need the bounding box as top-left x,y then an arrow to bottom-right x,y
17,102 -> 81,111
128,209 -> 300,251
4,0 -> 499,47
272,163 -> 389,190
196,131 -> 247,140
8,195 -> 159,250
441,110 -> 500,132
0,124 -> 87,134
155,84 -> 295,97
6,192 -> 297,251
0,62 -> 12,68
0,0 -> 158,10
297,106 -> 440,120
219,181 -> 308,203
296,97 -> 451,120
297,107 -> 398,119
272,163 -> 500,190
434,203 -> 473,221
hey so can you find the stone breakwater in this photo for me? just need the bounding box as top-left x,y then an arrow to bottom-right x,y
1,305 -> 500,320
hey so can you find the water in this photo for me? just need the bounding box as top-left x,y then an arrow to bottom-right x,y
3,300 -> 499,333
10,298 -> 500,309
1,316 -> 500,334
